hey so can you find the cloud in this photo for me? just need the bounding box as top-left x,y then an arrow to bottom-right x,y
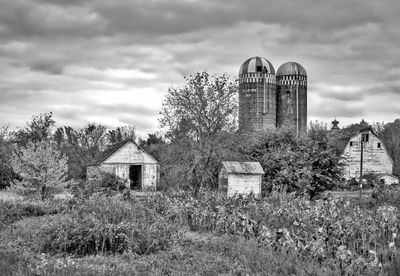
0,0 -> 399,133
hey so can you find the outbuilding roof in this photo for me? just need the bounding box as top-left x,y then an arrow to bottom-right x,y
221,161 -> 264,175
88,138 -> 158,166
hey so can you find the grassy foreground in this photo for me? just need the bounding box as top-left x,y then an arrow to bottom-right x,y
1,188 -> 400,275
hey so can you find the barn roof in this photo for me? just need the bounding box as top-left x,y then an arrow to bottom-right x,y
88,139 -> 158,166
222,161 -> 264,175
338,127 -> 394,165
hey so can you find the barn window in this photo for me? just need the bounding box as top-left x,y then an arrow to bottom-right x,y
363,134 -> 369,142
350,141 -> 353,147
378,142 -> 381,149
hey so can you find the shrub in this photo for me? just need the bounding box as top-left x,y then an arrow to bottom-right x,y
35,195 -> 179,256
72,172 -> 127,199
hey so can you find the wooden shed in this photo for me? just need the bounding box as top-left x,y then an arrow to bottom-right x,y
87,139 -> 159,190
218,161 -> 264,197
377,174 -> 399,186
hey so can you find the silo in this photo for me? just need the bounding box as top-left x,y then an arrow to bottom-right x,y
238,56 -> 276,132
276,62 -> 307,133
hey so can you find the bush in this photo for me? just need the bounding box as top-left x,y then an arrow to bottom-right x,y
36,195 -> 179,256
72,172 -> 127,199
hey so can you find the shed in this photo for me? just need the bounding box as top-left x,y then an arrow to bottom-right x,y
87,139 -> 159,190
377,174 -> 399,185
218,161 -> 264,197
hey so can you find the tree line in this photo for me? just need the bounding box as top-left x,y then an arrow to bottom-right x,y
1,71 -> 400,198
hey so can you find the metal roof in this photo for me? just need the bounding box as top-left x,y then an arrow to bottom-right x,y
276,62 -> 307,77
239,56 -> 275,75
221,161 -> 264,174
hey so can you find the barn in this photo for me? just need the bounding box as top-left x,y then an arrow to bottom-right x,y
87,139 -> 159,190
341,127 -> 396,181
218,161 -> 264,197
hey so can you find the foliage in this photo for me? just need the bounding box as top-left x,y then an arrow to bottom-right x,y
0,127 -> 15,189
3,189 -> 400,275
170,190 -> 399,274
72,172 -> 127,198
11,140 -> 72,200
246,128 -> 343,197
160,132 -> 244,195
138,132 -> 164,162
376,119 -> 400,176
54,124 -> 107,180
35,196 -> 179,256
160,71 -> 238,141
159,72 -> 240,195
107,125 -> 137,144
12,112 -> 55,148
0,199 -> 69,230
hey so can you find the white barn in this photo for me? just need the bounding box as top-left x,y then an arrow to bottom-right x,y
87,139 -> 159,190
218,161 -> 264,197
341,128 -> 396,182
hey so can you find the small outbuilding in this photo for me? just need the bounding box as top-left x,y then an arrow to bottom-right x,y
218,161 -> 264,197
87,139 -> 159,190
377,174 -> 399,186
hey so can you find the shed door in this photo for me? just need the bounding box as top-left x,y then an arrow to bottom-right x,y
129,165 -> 142,190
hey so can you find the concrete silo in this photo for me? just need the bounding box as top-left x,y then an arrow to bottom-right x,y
238,56 -> 276,132
276,62 -> 307,133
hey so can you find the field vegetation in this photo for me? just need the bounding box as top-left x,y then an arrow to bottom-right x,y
1,187 -> 400,275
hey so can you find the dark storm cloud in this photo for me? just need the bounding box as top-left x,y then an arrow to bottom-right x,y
30,60 -> 64,75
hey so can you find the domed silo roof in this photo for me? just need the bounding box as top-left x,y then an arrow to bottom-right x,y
276,62 -> 307,77
239,56 -> 275,75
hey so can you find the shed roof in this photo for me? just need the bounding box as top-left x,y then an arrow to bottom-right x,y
221,161 -> 264,174
377,173 -> 399,180
88,139 -> 158,166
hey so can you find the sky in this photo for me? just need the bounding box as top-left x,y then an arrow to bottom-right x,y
0,0 -> 399,137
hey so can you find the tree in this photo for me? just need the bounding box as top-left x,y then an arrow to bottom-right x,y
12,112 -> 55,147
376,119 -> 400,176
54,124 -> 107,179
107,125 -> 137,143
0,126 -> 16,189
160,71 -> 238,141
11,140 -> 72,200
247,127 -> 343,198
138,132 -> 165,162
159,71 -> 239,195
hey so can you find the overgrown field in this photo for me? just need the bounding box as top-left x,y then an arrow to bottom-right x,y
1,188 -> 400,275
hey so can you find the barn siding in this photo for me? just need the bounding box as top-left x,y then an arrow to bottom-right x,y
227,174 -> 261,197
342,131 -> 393,179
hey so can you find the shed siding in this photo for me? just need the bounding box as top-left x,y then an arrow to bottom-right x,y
379,175 -> 399,185
218,167 -> 228,193
227,174 -> 261,197
143,164 -> 158,188
342,131 -> 393,179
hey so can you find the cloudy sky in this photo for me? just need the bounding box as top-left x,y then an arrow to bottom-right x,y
1,0 -> 399,136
